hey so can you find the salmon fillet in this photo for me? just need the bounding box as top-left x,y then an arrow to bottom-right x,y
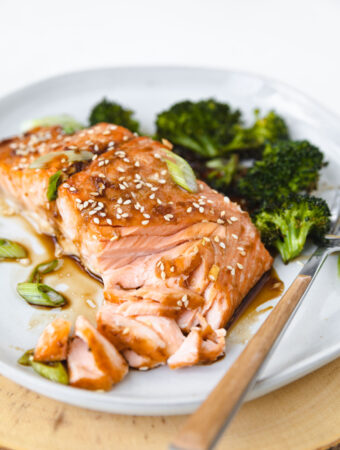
0,124 -> 272,387
34,318 -> 71,362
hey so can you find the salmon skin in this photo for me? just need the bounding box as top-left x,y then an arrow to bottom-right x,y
0,123 -> 272,389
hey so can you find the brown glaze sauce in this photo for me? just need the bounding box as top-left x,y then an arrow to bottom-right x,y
227,268 -> 284,344
5,212 -> 102,327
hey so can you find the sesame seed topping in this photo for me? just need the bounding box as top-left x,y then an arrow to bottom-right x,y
231,234 -> 238,240
237,263 -> 244,269
217,219 -> 225,224
187,207 -> 193,213
230,216 -> 238,222
164,214 -> 173,221
106,218 -> 113,225
219,242 -> 226,249
93,217 -> 100,224
141,220 -> 149,226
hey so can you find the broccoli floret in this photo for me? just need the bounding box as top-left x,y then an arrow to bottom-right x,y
205,154 -> 239,191
237,140 -> 325,206
89,98 -> 140,132
155,99 -> 242,158
253,195 -> 330,263
226,110 -> 289,152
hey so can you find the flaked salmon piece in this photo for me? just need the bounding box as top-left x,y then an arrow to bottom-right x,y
123,350 -> 155,370
137,316 -> 184,355
97,302 -> 168,365
168,329 -> 201,369
68,316 -> 128,390
34,318 -> 71,362
111,300 -> 177,318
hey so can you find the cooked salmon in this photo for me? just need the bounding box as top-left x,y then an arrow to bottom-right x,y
0,124 -> 272,387
68,316 -> 128,390
34,318 -> 71,362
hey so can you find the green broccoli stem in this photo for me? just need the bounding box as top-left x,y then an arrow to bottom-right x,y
172,135 -> 219,158
275,222 -> 312,263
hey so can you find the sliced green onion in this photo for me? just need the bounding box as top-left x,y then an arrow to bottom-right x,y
29,150 -> 93,169
47,171 -> 62,201
162,149 -> 198,193
18,350 -> 68,384
28,259 -> 62,283
18,349 -> 34,366
17,282 -> 66,307
21,114 -> 83,135
0,238 -> 27,259
30,360 -> 69,385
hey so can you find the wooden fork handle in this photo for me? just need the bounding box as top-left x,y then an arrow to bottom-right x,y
170,274 -> 312,450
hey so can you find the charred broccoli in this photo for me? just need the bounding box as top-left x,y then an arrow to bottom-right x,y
253,195 -> 330,263
155,99 -> 242,158
237,140 -> 325,207
205,154 -> 239,190
89,98 -> 140,132
226,110 -> 289,153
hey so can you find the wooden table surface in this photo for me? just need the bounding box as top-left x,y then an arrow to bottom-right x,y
1,357 -> 340,450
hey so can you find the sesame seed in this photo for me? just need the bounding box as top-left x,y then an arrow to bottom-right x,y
220,211 -> 226,217
106,218 -> 113,225
161,271 -> 166,280
227,266 -> 233,271
93,217 -> 100,224
177,300 -> 182,307
69,187 -> 76,192
230,216 -> 238,222
154,153 -> 161,159
193,202 -> 200,208
149,193 -> 155,200
164,214 -> 173,221
110,234 -> 119,241
232,234 -> 238,240
117,208 -> 123,214
199,207 -> 204,213
121,213 -> 129,218
219,242 -> 226,249
170,266 -> 175,272
75,198 -> 82,203
158,179 -> 166,184
136,183 -> 142,189
141,220 -> 149,226
98,161 -> 105,167
116,214 -> 121,219
119,184 -> 126,190
187,207 -> 193,213
217,219 -> 225,224
135,174 -> 141,180
143,213 -> 150,219
134,161 -> 140,167
224,197 -> 230,203
214,236 -> 220,242
118,167 -> 125,173
123,199 -> 131,205
237,263 -> 244,270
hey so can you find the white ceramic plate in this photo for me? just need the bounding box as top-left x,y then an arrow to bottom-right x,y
0,67 -> 339,416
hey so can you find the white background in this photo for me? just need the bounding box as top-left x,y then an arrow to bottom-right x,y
0,0 -> 340,115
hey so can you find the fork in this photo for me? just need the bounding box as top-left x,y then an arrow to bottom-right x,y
171,189 -> 340,450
